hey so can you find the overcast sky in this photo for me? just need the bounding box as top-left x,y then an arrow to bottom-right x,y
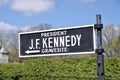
0,0 -> 120,32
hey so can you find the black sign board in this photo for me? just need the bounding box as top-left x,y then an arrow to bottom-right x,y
19,25 -> 96,58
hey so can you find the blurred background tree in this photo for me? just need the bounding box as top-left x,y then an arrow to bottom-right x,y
0,23 -> 52,62
103,24 -> 120,57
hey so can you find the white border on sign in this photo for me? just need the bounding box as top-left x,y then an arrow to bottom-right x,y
18,24 -> 96,58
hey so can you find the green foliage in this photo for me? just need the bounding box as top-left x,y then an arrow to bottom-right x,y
0,57 -> 120,79
105,58 -> 120,78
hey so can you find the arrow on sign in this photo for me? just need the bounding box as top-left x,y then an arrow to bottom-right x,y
25,50 -> 40,54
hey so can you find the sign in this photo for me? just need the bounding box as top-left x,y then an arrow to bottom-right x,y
19,25 -> 96,58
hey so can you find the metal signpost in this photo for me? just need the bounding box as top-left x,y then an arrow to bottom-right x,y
19,25 -> 96,58
95,14 -> 105,80
18,14 -> 105,80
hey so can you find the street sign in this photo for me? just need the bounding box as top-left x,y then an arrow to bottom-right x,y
19,25 -> 96,58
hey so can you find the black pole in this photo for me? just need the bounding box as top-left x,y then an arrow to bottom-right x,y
95,14 -> 105,80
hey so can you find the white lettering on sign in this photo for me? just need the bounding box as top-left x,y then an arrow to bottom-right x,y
54,37 -> 59,47
59,37 -> 64,47
29,39 -> 34,49
48,37 -> 53,48
43,38 -> 47,48
41,47 -> 67,53
71,35 -> 76,46
36,39 -> 40,49
66,36 -> 70,47
76,35 -> 81,46
42,34 -> 81,48
41,31 -> 67,37
29,39 -> 40,50
26,32 -> 82,54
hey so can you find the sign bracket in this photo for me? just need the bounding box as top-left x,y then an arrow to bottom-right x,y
94,14 -> 105,80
